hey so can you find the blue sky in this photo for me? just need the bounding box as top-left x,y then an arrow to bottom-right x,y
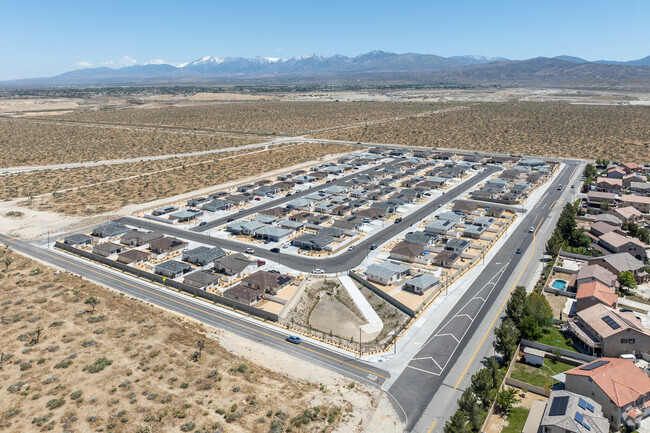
1,0 -> 648,80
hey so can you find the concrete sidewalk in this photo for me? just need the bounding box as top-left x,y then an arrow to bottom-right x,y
339,275 -> 384,334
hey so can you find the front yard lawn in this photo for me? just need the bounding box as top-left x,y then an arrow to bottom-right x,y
510,359 -> 575,390
532,326 -> 578,352
501,407 -> 530,433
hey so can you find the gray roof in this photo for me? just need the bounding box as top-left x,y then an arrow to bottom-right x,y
252,214 -> 277,224
405,231 -> 438,245
276,219 -> 304,230
64,233 -> 93,244
183,246 -> 226,264
184,270 -> 221,285
463,225 -> 485,235
322,185 -> 348,195
366,262 -> 410,280
292,233 -> 334,249
597,252 -> 645,273
318,226 -> 347,238
540,390 -> 608,433
227,220 -> 266,233
254,226 -> 292,238
155,260 -> 191,273
446,238 -> 470,250
202,199 -> 233,211
425,219 -> 455,232
473,217 -> 495,227
169,209 -> 203,219
92,222 -> 130,238
286,198 -> 313,208
437,211 -> 465,223
407,274 -> 440,290
215,253 -> 255,274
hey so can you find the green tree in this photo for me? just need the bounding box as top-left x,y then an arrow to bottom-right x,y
457,388 -> 483,431
524,292 -> 553,328
505,286 -> 527,327
495,388 -> 519,414
471,367 -> 497,408
3,256 -> 14,271
600,201 -> 611,211
494,319 -> 520,363
487,357 -> 501,387
85,296 -> 100,314
444,411 -> 471,433
519,314 -> 542,340
545,231 -> 564,256
583,163 -> 598,179
618,270 -> 637,289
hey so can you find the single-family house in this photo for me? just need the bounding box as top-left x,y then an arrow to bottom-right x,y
276,219 -> 304,231
621,195 -> 650,214
213,253 -> 256,280
596,177 -> 623,194
226,220 -> 266,236
588,253 -> 649,283
184,270 -> 221,289
286,198 -> 313,210
291,233 -> 334,251
237,184 -> 255,193
63,233 -> 94,246
92,242 -> 124,257
186,197 -> 208,207
117,249 -> 154,265
405,231 -> 438,246
354,208 -> 385,221
587,191 -> 616,206
622,162 -> 642,173
535,391 -> 609,433
629,181 -> 650,194
91,222 -> 130,239
445,238 -> 471,254
433,250 -> 460,268
260,207 -> 289,218
589,221 -> 620,238
240,270 -> 294,295
473,217 -> 495,228
152,206 -> 177,216
612,207 -> 644,224
223,284 -> 264,306
225,194 -> 250,206
425,219 -> 456,235
253,226 -> 293,243
389,242 -> 425,263
404,273 -> 439,295
623,174 -> 646,188
365,262 -> 411,286
182,246 -> 226,266
202,199 -> 233,212
120,229 -> 164,247
565,358 -> 650,430
463,225 -> 485,239
155,260 -> 192,279
575,281 -> 618,312
598,231 -> 647,258
576,265 -> 617,288
253,185 -> 279,197
149,237 -> 188,254
453,201 -> 478,215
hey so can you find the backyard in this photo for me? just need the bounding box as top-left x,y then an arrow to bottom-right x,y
509,358 -> 575,390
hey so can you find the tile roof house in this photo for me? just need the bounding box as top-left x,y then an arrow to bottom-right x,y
606,167 -> 626,179
629,181 -> 650,194
588,253 -> 649,283
589,221 -> 621,238
155,260 -> 192,279
621,162 -> 642,173
183,270 -> 221,289
404,273 -> 439,295
568,303 -> 650,358
452,201 -> 478,215
587,191 -> 616,205
576,265 -> 618,288
575,281 -> 618,313
223,284 -> 264,306
596,177 -> 623,193
612,206 -> 644,224
120,229 -> 164,247
240,270 -> 294,295
620,195 -> 650,214
365,262 -> 411,286
182,246 -> 226,266
291,233 -> 334,251
149,237 -> 189,254
565,358 -> 650,430
389,242 -> 425,263
598,231 -> 647,258
536,390 -> 609,433
425,219 -> 456,235
91,222 -> 130,238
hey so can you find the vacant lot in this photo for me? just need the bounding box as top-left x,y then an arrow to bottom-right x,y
0,248 -> 386,433
40,101 -> 444,135
317,101 -> 650,162
0,118 -> 258,167
23,142 -> 350,215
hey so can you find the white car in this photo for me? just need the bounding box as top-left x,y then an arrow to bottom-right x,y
245,248 -> 255,254
528,227 -> 534,233
312,269 -> 324,274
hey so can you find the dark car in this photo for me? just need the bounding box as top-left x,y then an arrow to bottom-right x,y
270,247 -> 280,253
286,335 -> 302,344
199,221 -> 207,226
370,244 -> 378,250
394,217 -> 403,224
227,217 -> 235,222
516,248 -> 522,254
268,269 -> 280,274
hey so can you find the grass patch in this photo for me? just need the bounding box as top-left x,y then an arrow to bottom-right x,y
501,407 -> 530,433
532,326 -> 578,352
510,359 -> 574,390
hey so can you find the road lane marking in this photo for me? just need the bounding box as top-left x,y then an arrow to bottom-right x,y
427,420 -> 437,433
548,199 -> 558,210
453,215 -> 546,391
0,236 -> 388,381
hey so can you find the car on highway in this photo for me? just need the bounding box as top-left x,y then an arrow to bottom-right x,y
370,244 -> 378,250
199,221 -> 207,226
285,193 -> 292,197
286,335 -> 302,344
516,248 -> 522,254
394,217 -> 403,224
557,184 -> 563,190
529,227 -> 534,233
571,185 -> 575,189
270,247 -> 280,253
245,248 -> 255,254
312,269 -> 324,274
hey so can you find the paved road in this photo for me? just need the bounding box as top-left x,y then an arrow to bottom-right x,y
0,232 -> 390,389
118,166 -> 500,272
388,163 -> 578,432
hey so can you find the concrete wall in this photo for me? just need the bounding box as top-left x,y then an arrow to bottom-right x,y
349,272 -> 415,317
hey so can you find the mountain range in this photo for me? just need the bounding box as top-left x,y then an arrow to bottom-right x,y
3,51 -> 650,88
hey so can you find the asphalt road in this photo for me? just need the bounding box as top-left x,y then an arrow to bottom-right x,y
118,166 -> 500,272
0,232 -> 391,389
388,163 -> 578,432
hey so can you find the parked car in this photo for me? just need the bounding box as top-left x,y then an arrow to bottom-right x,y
571,185 -> 575,189
268,270 -> 280,274
282,244 -> 290,249
245,248 -> 255,254
270,247 -> 280,253
199,221 -> 207,226
257,260 -> 266,266
286,335 -> 302,344
254,197 -> 262,201
264,239 -> 271,244
370,244 -> 378,250
312,269 -> 324,274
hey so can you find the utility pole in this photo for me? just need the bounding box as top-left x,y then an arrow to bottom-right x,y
359,327 -> 362,358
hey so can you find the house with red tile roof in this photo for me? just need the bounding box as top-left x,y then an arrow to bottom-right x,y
607,167 -> 626,179
575,281 -> 618,313
622,162 -> 642,174
565,357 -> 650,429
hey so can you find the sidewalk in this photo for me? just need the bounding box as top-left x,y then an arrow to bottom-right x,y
339,275 -> 383,334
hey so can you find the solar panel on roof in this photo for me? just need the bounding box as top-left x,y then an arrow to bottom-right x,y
575,412 -> 592,431
548,395 -> 569,416
578,397 -> 587,409
602,315 -> 621,330
580,360 -> 610,371
585,402 -> 594,413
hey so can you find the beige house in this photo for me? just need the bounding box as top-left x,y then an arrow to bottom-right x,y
565,358 -> 650,430
598,231 -> 647,259
621,195 -> 650,214
568,303 -> 650,357
612,206 -> 644,224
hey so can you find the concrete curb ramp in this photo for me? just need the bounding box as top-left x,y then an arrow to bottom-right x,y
338,275 -> 384,334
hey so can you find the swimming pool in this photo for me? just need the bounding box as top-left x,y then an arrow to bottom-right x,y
551,279 -> 568,290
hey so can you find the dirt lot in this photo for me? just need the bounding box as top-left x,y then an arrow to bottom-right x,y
0,248 -> 401,433
0,118 -> 260,167
316,101 -> 650,162
39,101 -> 445,136
20,142 -> 350,215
